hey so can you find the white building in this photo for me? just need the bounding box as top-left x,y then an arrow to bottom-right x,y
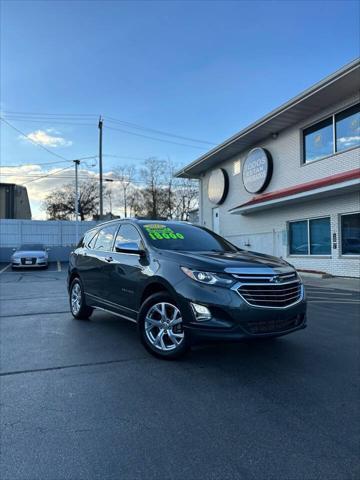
176,60 -> 360,277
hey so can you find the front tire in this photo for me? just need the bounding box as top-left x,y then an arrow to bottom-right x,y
138,292 -> 190,359
69,278 -> 93,320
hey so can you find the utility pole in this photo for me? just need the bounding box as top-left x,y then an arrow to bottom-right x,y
74,159 -> 80,243
98,116 -> 103,219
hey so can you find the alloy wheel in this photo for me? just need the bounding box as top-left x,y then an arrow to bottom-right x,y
144,302 -> 184,351
71,282 -> 82,315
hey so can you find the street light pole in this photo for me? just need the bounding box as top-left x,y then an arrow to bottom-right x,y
98,116 -> 103,219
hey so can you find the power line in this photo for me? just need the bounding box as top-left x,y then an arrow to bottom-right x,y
103,154 -> 150,161
1,174 -> 94,179
105,116 -> 216,146
2,110 -> 216,146
0,155 -> 98,169
2,110 -> 97,117
0,117 -> 70,161
3,117 -> 95,127
105,124 -> 207,149
1,160 -> 72,168
20,166 -> 73,186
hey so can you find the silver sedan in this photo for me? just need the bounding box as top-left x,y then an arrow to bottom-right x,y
11,244 -> 50,269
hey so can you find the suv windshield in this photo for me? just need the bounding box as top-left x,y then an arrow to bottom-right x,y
140,223 -> 238,252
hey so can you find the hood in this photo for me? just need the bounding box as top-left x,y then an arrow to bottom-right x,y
12,250 -> 47,258
157,249 -> 294,273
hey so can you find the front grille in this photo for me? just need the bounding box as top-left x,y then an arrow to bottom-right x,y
21,257 -> 36,265
238,280 -> 302,308
232,271 -> 298,284
244,315 -> 303,334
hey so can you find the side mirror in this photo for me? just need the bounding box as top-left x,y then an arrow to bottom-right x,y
115,241 -> 144,255
12,248 -> 16,252
46,247 -> 51,252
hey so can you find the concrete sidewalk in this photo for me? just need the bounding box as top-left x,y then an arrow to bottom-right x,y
302,275 -> 360,292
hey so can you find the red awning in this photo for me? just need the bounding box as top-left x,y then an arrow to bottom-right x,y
229,168 -> 360,212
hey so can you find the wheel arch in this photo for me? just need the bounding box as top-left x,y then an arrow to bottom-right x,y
68,270 -> 80,291
139,278 -> 177,308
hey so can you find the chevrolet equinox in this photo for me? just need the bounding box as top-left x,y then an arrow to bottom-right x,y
68,219 -> 307,359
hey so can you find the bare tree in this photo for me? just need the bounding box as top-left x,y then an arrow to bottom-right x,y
113,165 -> 137,218
127,187 -> 145,217
140,158 -> 168,219
131,158 -> 199,220
173,177 -> 199,221
42,158 -> 199,222
42,178 -> 102,220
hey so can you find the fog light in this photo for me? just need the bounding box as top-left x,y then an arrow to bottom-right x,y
191,302 -> 211,321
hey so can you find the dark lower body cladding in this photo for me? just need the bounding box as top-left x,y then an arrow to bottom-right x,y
187,311 -> 307,342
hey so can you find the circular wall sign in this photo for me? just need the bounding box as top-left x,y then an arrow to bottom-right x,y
208,168 -> 229,204
242,147 -> 273,194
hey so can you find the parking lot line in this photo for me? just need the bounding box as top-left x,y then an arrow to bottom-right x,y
57,261 -> 61,272
0,263 -> 11,274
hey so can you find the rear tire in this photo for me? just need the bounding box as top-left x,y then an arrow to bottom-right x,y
69,278 -> 93,320
138,292 -> 190,360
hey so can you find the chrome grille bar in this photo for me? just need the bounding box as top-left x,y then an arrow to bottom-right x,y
230,270 -> 303,308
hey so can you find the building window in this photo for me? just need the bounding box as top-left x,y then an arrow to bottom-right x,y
309,217 -> 331,254
304,118 -> 333,163
289,220 -> 308,255
335,104 -> 360,153
289,217 -> 331,255
341,213 -> 360,255
233,159 -> 241,175
303,103 -> 360,163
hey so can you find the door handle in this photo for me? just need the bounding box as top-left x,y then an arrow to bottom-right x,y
105,256 -> 113,262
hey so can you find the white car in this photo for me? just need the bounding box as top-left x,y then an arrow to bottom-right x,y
11,244 -> 50,269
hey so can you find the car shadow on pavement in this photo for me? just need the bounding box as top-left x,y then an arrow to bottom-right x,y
88,309 -> 312,378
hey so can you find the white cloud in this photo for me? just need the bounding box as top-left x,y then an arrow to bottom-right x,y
22,129 -> 73,148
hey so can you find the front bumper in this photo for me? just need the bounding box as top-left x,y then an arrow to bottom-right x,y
175,278 -> 307,341
12,260 -> 48,268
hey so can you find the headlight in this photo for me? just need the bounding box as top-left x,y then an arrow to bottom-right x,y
181,267 -> 233,287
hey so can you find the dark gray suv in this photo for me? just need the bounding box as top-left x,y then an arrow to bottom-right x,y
68,219 -> 307,359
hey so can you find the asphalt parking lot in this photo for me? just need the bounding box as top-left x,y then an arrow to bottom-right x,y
0,265 -> 359,480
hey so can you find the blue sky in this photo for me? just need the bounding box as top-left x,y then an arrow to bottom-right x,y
0,0 -> 359,216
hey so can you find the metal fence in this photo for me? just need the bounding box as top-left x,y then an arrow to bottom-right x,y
0,219 -> 99,262
0,219 -> 99,247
